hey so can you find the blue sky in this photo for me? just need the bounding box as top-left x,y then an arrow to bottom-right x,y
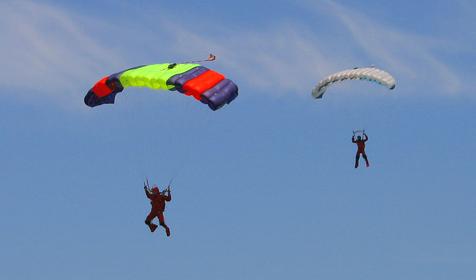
0,1 -> 475,279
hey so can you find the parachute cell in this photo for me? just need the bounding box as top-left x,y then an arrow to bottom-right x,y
84,63 -> 238,111
312,67 -> 396,99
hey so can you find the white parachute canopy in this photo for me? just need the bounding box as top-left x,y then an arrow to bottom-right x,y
312,67 -> 396,99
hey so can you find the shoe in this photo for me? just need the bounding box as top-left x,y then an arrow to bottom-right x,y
165,227 -> 171,237
149,224 -> 158,232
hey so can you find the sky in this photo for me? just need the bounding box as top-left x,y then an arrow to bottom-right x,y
0,0 -> 475,279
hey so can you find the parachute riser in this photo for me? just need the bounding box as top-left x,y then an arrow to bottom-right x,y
353,129 -> 366,137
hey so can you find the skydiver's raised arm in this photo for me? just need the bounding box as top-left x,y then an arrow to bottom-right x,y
165,189 -> 172,202
144,186 -> 151,199
363,133 -> 368,142
352,135 -> 356,143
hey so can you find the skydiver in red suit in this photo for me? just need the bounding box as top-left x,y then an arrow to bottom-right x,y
352,132 -> 370,168
144,184 -> 171,236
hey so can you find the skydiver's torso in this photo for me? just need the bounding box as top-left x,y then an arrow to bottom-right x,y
355,141 -> 366,153
149,193 -> 168,212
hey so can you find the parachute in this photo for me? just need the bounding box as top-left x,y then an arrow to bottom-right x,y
312,67 -> 396,99
84,60 -> 238,111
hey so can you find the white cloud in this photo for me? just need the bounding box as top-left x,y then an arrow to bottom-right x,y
0,1 -> 123,101
138,1 -> 472,97
315,0 -> 467,95
159,22 -> 343,97
0,0 -> 473,106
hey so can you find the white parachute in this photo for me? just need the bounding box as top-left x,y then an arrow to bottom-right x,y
312,67 -> 396,99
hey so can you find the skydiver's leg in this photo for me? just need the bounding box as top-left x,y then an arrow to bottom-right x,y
362,153 -> 369,167
157,212 -> 170,237
355,153 -> 360,168
145,212 -> 158,232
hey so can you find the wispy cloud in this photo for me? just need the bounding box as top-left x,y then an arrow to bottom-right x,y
0,0 -> 473,106
158,22 -> 343,97
319,0 -> 466,95
0,1 -> 123,101
113,0 -> 475,97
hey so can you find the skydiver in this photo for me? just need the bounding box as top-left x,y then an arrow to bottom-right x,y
144,184 -> 172,236
352,131 -> 370,168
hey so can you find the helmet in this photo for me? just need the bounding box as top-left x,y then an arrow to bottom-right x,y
151,185 -> 160,194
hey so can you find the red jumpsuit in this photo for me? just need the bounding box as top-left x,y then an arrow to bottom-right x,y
352,134 -> 369,168
145,188 -> 171,236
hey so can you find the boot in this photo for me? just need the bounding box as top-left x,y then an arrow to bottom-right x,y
149,223 -> 158,232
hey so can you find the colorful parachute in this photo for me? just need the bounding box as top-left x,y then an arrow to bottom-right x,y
312,67 -> 396,99
84,62 -> 238,111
